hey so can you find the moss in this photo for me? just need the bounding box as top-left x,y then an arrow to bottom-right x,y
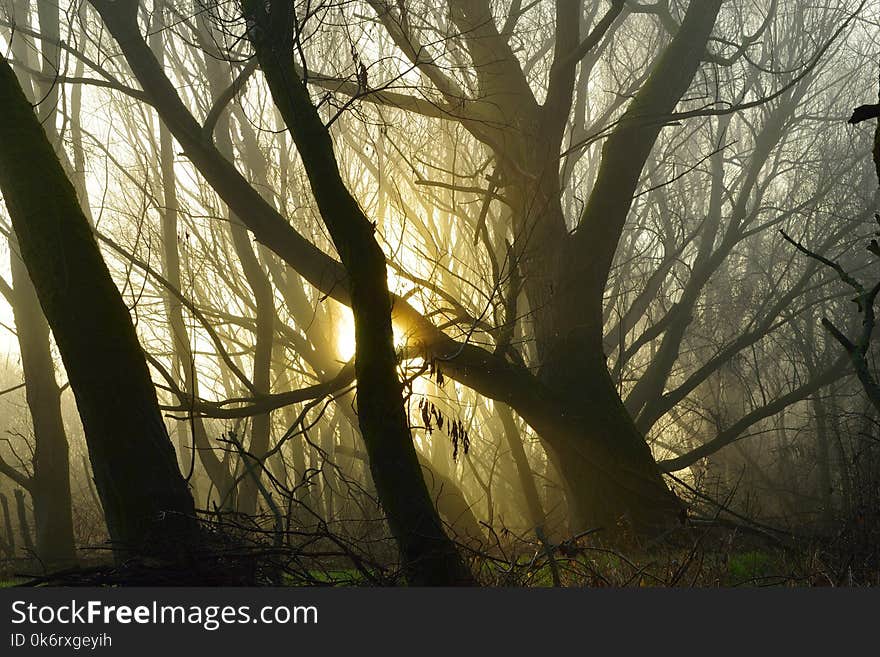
727,551 -> 776,584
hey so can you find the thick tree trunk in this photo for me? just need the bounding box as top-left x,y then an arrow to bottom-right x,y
0,56 -> 202,563
502,148 -> 682,538
538,278 -> 683,536
506,0 -> 723,534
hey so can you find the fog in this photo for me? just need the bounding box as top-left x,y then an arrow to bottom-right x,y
0,0 -> 878,586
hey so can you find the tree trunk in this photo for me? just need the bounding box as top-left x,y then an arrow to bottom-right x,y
13,488 -> 35,555
0,55 -> 202,563
0,493 -> 16,556
244,0 -> 473,584
192,16 -> 276,515
2,0 -> 77,569
9,248 -> 76,567
509,0 -> 723,534
150,1 -> 189,474
498,405 -> 546,533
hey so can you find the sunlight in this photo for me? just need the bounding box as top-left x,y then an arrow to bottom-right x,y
1,0 -> 872,592
0,238 -> 19,360
335,307 -> 409,362
336,309 -> 356,362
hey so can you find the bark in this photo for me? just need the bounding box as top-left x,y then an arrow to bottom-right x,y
0,55 -> 201,562
554,0 -> 725,394
242,0 -> 473,584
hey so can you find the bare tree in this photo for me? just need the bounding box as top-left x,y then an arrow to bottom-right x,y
0,54 -> 202,566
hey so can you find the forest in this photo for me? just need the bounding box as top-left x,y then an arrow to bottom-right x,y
0,0 -> 878,587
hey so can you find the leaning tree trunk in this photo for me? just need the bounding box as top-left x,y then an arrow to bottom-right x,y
243,0 -> 474,585
0,55 -> 201,564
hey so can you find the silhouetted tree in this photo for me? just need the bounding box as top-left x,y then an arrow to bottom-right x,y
0,54 -> 202,565
241,0 -> 474,584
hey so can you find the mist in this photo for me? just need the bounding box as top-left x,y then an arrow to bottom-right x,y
0,0 -> 878,586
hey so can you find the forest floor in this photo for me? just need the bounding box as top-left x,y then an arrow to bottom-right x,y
1,520 -> 876,587
487,520 -> 880,587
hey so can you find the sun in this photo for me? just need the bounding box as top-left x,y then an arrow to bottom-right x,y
335,310 -> 357,361
334,308 -> 409,362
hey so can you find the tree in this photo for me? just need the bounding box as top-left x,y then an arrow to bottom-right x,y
0,54 -> 202,565
242,0 -> 474,585
783,77 -> 880,416
73,0 -> 867,539
0,0 -> 78,568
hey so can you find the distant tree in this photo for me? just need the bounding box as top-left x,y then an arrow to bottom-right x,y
783,76 -> 880,414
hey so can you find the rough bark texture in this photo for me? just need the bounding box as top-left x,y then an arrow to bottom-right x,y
506,0 -> 724,534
